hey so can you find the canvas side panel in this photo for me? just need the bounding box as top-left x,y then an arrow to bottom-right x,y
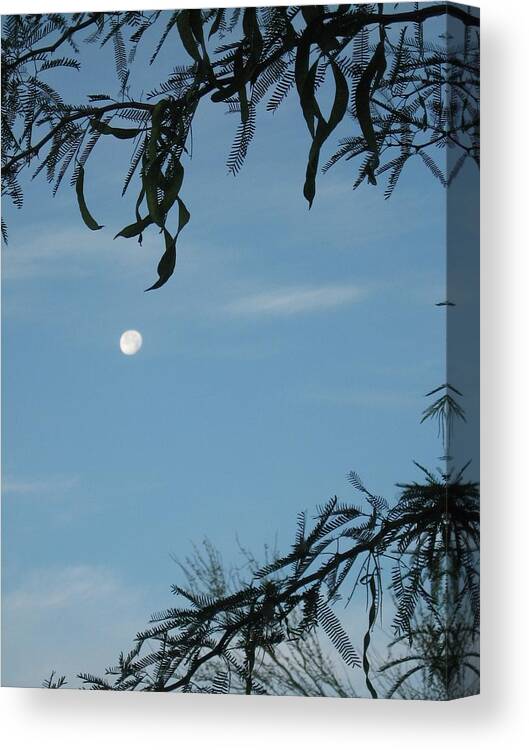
445,1 -> 480,701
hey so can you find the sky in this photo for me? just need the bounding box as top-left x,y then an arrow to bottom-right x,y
0,9 -> 477,689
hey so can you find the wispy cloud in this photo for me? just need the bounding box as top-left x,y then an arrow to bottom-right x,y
2,226 -> 98,280
5,565 -> 122,612
2,565 -> 154,687
225,283 -> 367,317
2,475 -> 79,497
1,223 -> 156,281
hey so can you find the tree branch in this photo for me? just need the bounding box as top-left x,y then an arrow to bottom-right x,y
3,101 -> 154,172
4,13 -> 103,70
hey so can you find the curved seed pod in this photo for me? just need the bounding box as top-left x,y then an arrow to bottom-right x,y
176,9 -> 202,63
146,100 -> 168,164
208,8 -> 224,39
159,159 -> 184,213
90,120 -> 141,140
299,61 -> 320,137
355,40 -> 387,184
188,9 -> 205,47
143,101 -> 169,227
295,36 -> 314,135
211,8 -> 262,105
327,60 -> 349,133
303,60 -> 348,207
363,574 -> 379,699
145,228 -> 176,291
75,164 -> 103,230
242,6 -> 262,85
144,158 -> 165,228
145,197 -> 190,291
233,46 -> 249,124
135,186 -> 147,245
114,215 -> 152,239
188,8 -> 213,76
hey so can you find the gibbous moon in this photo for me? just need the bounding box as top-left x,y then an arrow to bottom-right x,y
119,330 -> 142,356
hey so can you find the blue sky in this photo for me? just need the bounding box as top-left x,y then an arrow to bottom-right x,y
0,11 -> 458,688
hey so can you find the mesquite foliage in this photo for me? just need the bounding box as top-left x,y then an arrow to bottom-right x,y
3,7 -> 479,699
72,383 -> 478,698
2,5 -> 479,288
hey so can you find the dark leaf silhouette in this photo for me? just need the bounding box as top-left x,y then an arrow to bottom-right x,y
2,5 -> 479,285
75,164 -> 103,230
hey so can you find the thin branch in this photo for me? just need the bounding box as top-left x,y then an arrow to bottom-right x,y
3,101 -> 154,171
4,14 -> 103,70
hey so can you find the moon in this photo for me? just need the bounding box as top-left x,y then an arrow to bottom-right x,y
119,330 -> 143,356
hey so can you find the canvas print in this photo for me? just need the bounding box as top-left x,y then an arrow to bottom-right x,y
1,3 -> 480,699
